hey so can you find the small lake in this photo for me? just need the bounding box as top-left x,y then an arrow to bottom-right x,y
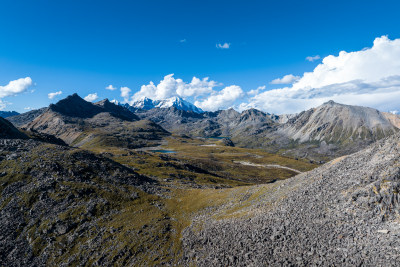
150,149 -> 177,154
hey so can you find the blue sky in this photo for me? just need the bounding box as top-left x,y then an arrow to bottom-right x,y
1,0 -> 400,113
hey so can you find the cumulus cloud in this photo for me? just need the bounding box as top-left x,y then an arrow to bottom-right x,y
132,74 -> 217,102
130,74 -> 243,111
84,93 -> 98,102
106,84 -> 116,90
194,85 -> 243,111
247,86 -> 266,96
48,91 -> 62,99
216,43 -> 230,49
120,87 -> 131,102
306,55 -> 321,62
0,77 -> 33,99
242,36 -> 400,114
270,74 -> 300,85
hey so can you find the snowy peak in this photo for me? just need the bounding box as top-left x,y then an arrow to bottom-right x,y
129,96 -> 203,113
131,97 -> 155,110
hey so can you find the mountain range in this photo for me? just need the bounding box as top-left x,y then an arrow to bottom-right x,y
0,111 -> 19,118
131,99 -> 399,160
6,95 -> 400,161
22,94 -> 169,148
1,93 -> 400,265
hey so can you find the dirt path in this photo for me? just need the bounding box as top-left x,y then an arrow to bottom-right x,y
233,161 -> 302,174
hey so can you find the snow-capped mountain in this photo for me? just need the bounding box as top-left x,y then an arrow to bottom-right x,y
127,96 -> 203,113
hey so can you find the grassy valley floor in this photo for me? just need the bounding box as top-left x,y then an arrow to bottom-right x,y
0,135 -> 318,265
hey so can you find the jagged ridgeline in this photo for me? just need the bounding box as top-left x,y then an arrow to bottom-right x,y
23,94 -> 169,149
135,100 -> 399,160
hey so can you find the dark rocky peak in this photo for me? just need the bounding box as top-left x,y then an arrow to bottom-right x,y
94,98 -> 139,121
215,108 -> 240,120
239,108 -> 272,123
241,108 -> 266,117
49,94 -> 138,121
0,117 -> 27,139
49,93 -> 104,118
321,100 -> 346,108
323,100 -> 337,105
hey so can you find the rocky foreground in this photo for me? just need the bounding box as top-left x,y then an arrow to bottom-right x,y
180,133 -> 400,266
0,139 -> 161,265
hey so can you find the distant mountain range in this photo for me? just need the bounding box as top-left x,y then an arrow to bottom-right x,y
124,96 -> 204,113
0,111 -> 19,118
135,100 -> 400,160
21,94 -> 168,148
5,94 -> 400,160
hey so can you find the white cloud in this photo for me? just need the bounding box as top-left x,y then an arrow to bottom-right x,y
132,74 -> 217,102
216,43 -> 230,49
84,93 -> 98,102
48,91 -> 62,99
24,107 -> 32,110
270,74 -> 300,84
180,39 -> 186,43
106,84 -> 116,90
306,55 -> 321,62
247,86 -> 266,96
242,36 -> 400,114
0,101 -> 6,110
0,77 -> 33,99
131,74 -> 244,111
120,87 -> 131,102
194,85 -> 243,111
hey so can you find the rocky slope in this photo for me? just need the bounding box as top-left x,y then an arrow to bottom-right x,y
137,107 -> 277,138
24,94 -> 169,148
383,112 -> 400,128
0,117 -> 27,139
0,138 -> 165,266
180,132 -> 400,266
252,100 -> 400,160
7,108 -> 47,127
279,100 -> 397,143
